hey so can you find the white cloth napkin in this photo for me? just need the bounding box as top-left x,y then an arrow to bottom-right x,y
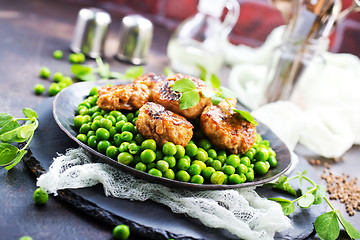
225,26 -> 360,158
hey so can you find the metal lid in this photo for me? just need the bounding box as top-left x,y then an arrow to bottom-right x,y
70,8 -> 111,58
116,15 -> 153,65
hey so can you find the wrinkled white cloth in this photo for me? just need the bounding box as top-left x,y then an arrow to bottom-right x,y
225,26 -> 360,158
37,148 -> 291,240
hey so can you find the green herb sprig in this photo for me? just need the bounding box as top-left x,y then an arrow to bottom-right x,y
170,78 -> 258,126
267,170 -> 360,240
0,108 -> 38,170
71,57 -> 144,81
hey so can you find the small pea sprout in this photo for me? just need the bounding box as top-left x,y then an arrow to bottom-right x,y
0,108 -> 39,170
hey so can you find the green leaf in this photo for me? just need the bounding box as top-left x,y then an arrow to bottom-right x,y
269,198 -> 295,216
71,64 -> 92,76
171,78 -> 196,93
22,108 -> 38,119
264,176 -> 297,196
109,71 -> 125,79
0,120 -> 21,143
338,212 -> 360,239
179,90 -> 200,110
233,109 -> 258,126
5,149 -> 27,170
209,74 -> 221,89
0,113 -> 13,127
220,86 -> 236,99
211,95 -> 224,105
315,211 -> 340,240
124,66 -> 144,79
78,72 -> 97,81
313,185 -> 326,205
163,66 -> 174,77
197,64 -> 207,81
0,143 -> 19,166
16,122 -> 37,141
202,89 -> 217,99
99,63 -> 111,79
297,193 -> 315,208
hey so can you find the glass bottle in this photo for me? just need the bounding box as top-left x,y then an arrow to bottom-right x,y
167,0 -> 239,76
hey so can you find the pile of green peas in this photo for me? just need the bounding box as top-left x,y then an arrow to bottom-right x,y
74,86 -> 278,185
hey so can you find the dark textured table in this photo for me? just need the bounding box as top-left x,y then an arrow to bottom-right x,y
0,0 -> 359,239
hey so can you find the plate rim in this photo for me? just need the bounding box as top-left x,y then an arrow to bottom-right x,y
52,80 -> 292,190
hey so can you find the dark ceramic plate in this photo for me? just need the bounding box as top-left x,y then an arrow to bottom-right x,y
53,80 -> 291,190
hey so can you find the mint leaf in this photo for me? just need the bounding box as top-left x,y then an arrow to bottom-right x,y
124,66 -> 144,79
5,149 -> 27,170
171,78 -> 196,93
71,64 -> 92,76
109,72 -> 125,79
202,89 -> 217,99
22,108 -> 38,119
315,211 -> 340,240
197,64 -> 207,81
78,72 -> 97,81
220,86 -> 236,99
233,109 -> 258,126
269,198 -> 295,215
297,193 -> 315,208
0,143 -> 19,166
179,90 -> 200,110
0,113 -> 13,127
339,212 -> 360,239
211,95 -> 224,105
209,74 -> 221,89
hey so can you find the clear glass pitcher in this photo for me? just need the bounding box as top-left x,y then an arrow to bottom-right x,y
167,0 -> 240,76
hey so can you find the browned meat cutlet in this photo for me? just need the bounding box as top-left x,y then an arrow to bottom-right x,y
136,102 -> 194,147
133,72 -> 166,91
96,83 -> 150,111
200,104 -> 256,154
152,73 -> 211,120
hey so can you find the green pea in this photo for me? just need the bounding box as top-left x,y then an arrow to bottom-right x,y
210,171 -> 226,185
115,120 -> 126,132
155,150 -> 164,161
163,156 -> 176,168
121,122 -> 135,133
217,156 -> 226,165
163,169 -> 175,180
207,149 -> 217,159
76,133 -> 87,143
240,156 -> 251,166
254,161 -> 268,175
148,168 -> 162,177
140,149 -> 156,164
121,131 -> 133,142
223,165 -> 236,175
229,174 -> 244,184
113,224 -> 130,240
156,160 -> 169,172
73,115 -> 85,128
119,142 -> 130,152
96,128 -> 110,140
79,123 -> 91,134
198,139 -> 212,150
237,163 -> 248,175
245,170 -> 255,181
132,117 -> 138,125
268,156 -> 278,168
210,160 -> 222,171
162,142 -> 177,156
91,111 -> 101,120
134,133 -> 144,145
78,107 -> 89,116
202,166 -> 215,180
87,135 -> 98,148
106,115 -> 117,126
177,157 -> 190,170
195,148 -> 208,162
99,118 -> 113,130
87,130 -> 95,138
217,150 -> 227,158
126,112 -> 135,122
53,50 -> 63,59
176,170 -> 191,182
109,110 -> 121,119
226,154 -> 240,168
174,145 -> 185,159
53,72 -> 63,82
33,187 -> 48,204
190,175 -> 204,184
188,164 -> 202,176
118,152 -> 133,165
48,83 -> 61,96
135,162 -> 147,172
185,143 -> 198,157
34,83 -> 45,95
141,139 -> 157,151
97,140 -> 111,153
113,133 -> 123,147
117,114 -> 128,122
191,160 -> 206,171
39,66 -> 51,78
128,143 -> 140,155
106,146 -> 119,159
109,126 -> 117,138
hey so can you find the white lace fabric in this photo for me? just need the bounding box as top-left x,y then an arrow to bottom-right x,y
37,148 -> 290,240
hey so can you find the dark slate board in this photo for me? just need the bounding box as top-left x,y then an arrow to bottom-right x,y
27,98 -> 326,240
